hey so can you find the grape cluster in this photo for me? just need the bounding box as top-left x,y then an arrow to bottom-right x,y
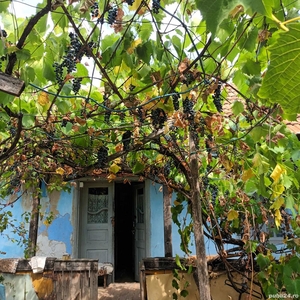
152,0 -> 160,14
104,111 -> 111,123
61,119 -> 68,127
122,130 -> 132,151
183,98 -> 195,121
172,92 -> 180,111
53,62 -> 64,85
1,29 -> 7,38
151,108 -> 167,129
182,72 -> 194,86
97,146 -> 108,168
209,184 -> 218,204
163,161 -> 171,177
107,7 -> 118,25
64,33 -> 83,69
53,33 -> 83,85
213,82 -> 222,112
72,77 -> 82,94
137,107 -> 144,123
90,2 -> 99,18
9,127 -> 16,136
125,0 -> 135,5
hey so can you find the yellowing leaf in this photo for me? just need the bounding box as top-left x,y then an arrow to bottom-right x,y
127,38 -> 142,54
272,184 -> 285,199
129,0 -> 142,11
56,167 -> 65,176
274,209 -> 282,228
156,154 -> 164,163
270,164 -> 286,183
242,169 -> 255,182
109,163 -> 121,174
38,92 -> 49,106
174,200 -> 181,206
107,173 -> 116,182
227,209 -> 239,221
270,196 -> 284,210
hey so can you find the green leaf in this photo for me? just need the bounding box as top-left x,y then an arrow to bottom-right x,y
43,59 -> 55,82
175,254 -> 183,270
0,1 -> 10,12
180,290 -> 189,297
172,279 -> 179,290
232,101 -> 244,116
195,0 -> 268,37
258,24 -> 300,115
75,63 -> 89,78
256,253 -> 270,269
139,21 -> 153,41
132,161 -> 145,174
136,41 -> 152,64
249,126 -> 269,142
16,48 -> 31,61
0,92 -> 14,106
22,115 -> 35,127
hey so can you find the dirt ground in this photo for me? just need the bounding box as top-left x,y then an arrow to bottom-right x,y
98,282 -> 140,300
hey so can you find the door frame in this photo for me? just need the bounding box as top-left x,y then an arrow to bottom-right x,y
75,178 -> 151,281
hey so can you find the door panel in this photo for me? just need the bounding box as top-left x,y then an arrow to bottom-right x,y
80,184 -> 113,264
134,186 -> 146,281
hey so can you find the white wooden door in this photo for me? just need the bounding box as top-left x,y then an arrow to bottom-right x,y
134,185 -> 146,281
80,183 -> 113,264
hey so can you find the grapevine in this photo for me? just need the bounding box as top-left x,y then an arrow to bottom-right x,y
53,62 -> 64,85
152,0 -> 160,14
151,108 -> 167,129
97,146 -> 108,168
164,161 -> 171,177
122,130 -> 132,151
90,2 -> 99,18
137,107 -> 144,124
125,0 -> 135,5
172,91 -> 180,111
104,111 -> 111,123
107,7 -> 118,25
183,98 -> 195,121
72,77 -> 82,94
213,81 -> 222,112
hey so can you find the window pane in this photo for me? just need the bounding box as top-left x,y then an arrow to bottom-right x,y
87,188 -> 108,224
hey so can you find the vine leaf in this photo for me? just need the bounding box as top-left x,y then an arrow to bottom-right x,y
258,24 -> 300,117
195,0 -> 268,37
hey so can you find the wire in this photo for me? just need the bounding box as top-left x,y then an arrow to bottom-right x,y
28,80 -> 207,113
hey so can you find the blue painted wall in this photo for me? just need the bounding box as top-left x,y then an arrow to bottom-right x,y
0,185 -> 74,259
0,180 -> 216,260
149,183 -> 217,258
0,196 -> 28,258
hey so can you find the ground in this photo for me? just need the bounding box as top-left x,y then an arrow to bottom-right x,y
98,283 -> 140,300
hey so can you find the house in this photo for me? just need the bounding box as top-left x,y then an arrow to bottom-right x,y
1,175 -> 217,283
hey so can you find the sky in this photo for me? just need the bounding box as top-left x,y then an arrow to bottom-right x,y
9,0 -> 41,18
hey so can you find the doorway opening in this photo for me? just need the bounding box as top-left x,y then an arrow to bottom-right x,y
114,182 -> 136,282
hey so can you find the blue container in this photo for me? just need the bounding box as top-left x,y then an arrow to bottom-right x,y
0,284 -> 5,300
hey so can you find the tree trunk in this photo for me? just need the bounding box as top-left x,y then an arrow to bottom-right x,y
189,133 -> 211,300
28,189 -> 41,257
163,184 -> 173,257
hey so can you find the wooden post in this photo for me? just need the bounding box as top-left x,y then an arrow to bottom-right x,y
189,133 -> 211,300
28,192 -> 40,257
163,185 -> 173,257
0,72 -> 25,96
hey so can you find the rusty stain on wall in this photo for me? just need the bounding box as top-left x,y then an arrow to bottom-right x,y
31,272 -> 54,299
